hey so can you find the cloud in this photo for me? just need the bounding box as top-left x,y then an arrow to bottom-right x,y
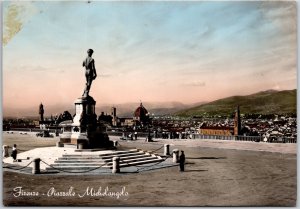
4,64 -> 69,76
258,1 -> 296,41
272,84 -> 281,91
181,81 -> 206,87
100,73 -> 112,78
14,65 -> 50,72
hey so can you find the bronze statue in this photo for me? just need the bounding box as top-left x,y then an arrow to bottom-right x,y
82,49 -> 97,97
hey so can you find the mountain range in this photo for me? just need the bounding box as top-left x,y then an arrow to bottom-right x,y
3,89 -> 296,118
3,101 -> 203,118
174,89 -> 296,117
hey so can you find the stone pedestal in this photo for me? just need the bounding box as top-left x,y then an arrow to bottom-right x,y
77,143 -> 84,150
112,157 -> 120,173
32,158 -> 41,174
56,141 -> 63,147
59,95 -> 113,149
2,145 -> 9,158
172,149 -> 179,163
70,96 -> 96,145
164,144 -> 170,156
113,141 -> 118,147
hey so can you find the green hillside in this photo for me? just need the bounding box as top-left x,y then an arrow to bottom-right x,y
175,89 -> 297,117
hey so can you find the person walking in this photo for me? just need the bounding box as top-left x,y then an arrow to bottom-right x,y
179,150 -> 185,172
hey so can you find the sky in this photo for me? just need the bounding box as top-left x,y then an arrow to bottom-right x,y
2,1 -> 297,113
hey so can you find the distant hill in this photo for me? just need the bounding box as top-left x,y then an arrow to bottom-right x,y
3,101 -> 195,118
3,104 -> 74,119
4,89 -> 295,118
96,101 -> 195,117
174,89 -> 297,117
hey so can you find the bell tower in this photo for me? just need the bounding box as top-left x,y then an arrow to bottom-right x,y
39,103 -> 44,122
111,107 -> 117,126
234,106 -> 241,136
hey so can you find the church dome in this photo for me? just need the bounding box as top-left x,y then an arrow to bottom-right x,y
134,103 -> 148,118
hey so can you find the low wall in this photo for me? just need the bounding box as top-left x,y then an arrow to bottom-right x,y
7,128 -> 296,143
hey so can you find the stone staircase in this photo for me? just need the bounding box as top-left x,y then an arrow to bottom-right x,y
45,149 -> 164,173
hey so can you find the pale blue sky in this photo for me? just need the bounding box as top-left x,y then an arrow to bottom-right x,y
3,1 -> 297,110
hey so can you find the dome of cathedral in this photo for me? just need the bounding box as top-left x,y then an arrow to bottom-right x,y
134,103 -> 148,118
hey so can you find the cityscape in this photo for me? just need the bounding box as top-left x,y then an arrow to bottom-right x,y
3,96 -> 297,143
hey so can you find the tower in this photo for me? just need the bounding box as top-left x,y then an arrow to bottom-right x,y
39,103 -> 44,122
111,107 -> 117,126
111,107 -> 116,117
234,106 -> 241,135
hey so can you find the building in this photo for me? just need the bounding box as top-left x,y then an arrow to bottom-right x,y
199,106 -> 241,136
133,103 -> 150,127
109,107 -> 134,127
119,117 -> 135,127
98,112 -> 113,125
234,105 -> 241,135
111,107 -> 117,126
200,123 -> 234,136
108,102 -> 151,128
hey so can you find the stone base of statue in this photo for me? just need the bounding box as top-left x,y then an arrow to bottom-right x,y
59,95 -> 113,149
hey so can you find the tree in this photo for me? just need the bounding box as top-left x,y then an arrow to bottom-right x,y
55,111 -> 73,124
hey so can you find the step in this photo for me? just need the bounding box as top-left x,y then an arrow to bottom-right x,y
45,165 -> 106,171
61,150 -> 139,158
45,169 -> 109,173
98,149 -> 139,156
121,155 -> 160,162
101,153 -> 150,162
45,169 -> 110,173
74,148 -> 116,152
61,155 -> 103,158
58,157 -> 103,160
120,158 -> 164,167
47,158 -> 164,171
100,151 -> 145,159
58,152 -> 150,162
51,163 -> 106,167
55,159 -> 105,163
104,158 -> 164,168
63,144 -> 77,148
105,156 -> 158,165
56,154 -> 156,164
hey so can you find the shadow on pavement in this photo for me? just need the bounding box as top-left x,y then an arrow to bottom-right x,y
183,169 -> 208,172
